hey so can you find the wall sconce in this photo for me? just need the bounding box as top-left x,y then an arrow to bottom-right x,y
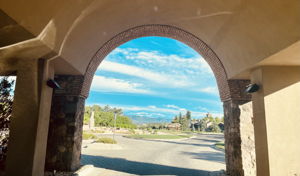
245,84 -> 260,93
47,79 -> 61,89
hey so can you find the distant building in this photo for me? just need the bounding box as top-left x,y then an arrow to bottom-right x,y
166,123 -> 181,130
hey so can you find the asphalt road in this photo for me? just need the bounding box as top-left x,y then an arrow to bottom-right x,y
81,133 -> 225,176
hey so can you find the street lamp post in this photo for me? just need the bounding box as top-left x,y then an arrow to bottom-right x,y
113,112 -> 117,140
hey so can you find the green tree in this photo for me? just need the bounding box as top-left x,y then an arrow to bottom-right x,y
181,117 -> 189,131
198,119 -> 206,131
185,110 -> 192,131
0,77 -> 14,168
84,106 -> 91,125
112,107 -> 123,115
178,112 -> 183,124
84,105 -> 136,129
92,104 -> 102,112
214,117 -> 221,124
103,105 -> 111,112
172,115 -> 179,123
186,111 -> 191,120
207,122 -> 221,133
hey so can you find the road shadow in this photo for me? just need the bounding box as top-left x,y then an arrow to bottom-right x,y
81,154 -> 225,176
190,138 -> 220,143
181,151 -> 225,164
123,136 -> 224,153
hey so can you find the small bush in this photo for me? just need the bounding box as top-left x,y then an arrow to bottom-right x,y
82,133 -> 97,140
94,137 -> 117,144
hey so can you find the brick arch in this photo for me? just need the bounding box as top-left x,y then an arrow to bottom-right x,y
81,24 -> 230,101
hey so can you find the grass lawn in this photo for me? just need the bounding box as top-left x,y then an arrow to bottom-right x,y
127,134 -> 192,140
215,142 -> 225,150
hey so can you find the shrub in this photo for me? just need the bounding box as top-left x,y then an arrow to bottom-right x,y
206,123 -> 221,133
94,137 -> 117,144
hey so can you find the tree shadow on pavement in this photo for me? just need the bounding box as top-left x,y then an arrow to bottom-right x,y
81,154 -> 225,176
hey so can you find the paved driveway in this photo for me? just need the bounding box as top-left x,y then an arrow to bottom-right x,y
81,133 -> 225,176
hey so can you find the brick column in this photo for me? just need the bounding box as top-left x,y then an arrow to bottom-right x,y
45,75 -> 85,171
223,80 -> 256,176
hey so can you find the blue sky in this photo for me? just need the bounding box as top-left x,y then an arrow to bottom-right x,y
86,37 -> 222,122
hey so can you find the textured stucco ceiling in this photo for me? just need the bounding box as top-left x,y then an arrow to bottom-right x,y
0,0 -> 299,78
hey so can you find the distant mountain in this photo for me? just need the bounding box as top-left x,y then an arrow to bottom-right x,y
127,115 -> 172,124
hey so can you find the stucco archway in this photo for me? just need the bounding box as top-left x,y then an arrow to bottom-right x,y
46,24 -> 255,176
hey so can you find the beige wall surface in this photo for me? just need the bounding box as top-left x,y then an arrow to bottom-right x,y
1,0 -> 300,77
263,67 -> 300,176
252,66 -> 300,176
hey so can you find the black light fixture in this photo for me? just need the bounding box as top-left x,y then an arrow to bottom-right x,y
47,79 -> 61,89
245,84 -> 260,93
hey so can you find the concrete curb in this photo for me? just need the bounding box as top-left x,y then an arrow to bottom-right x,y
72,165 -> 94,176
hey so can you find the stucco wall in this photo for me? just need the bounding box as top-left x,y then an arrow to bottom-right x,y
252,66 -> 300,176
263,67 -> 300,176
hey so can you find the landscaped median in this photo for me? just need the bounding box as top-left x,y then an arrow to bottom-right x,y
82,132 -> 117,144
126,134 -> 192,140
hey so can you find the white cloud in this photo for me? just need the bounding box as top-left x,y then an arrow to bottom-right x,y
114,48 -> 213,74
91,103 -> 222,118
165,104 -> 180,109
98,60 -> 194,88
197,87 -> 219,95
91,75 -> 153,94
101,48 -> 219,93
134,112 -> 165,118
123,105 -> 222,118
121,105 -> 223,118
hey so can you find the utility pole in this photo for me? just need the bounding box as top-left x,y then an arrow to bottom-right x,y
113,112 -> 117,140
89,111 -> 95,130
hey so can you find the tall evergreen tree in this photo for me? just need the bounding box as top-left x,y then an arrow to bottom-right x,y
172,115 -> 179,123
178,112 -> 182,124
186,111 -> 191,120
186,110 -> 192,130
